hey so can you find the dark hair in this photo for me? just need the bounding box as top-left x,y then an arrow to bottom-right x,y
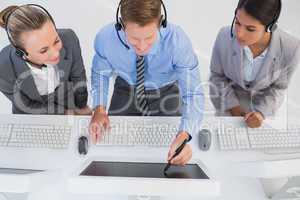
237,0 -> 281,27
0,5 -> 52,49
120,0 -> 162,26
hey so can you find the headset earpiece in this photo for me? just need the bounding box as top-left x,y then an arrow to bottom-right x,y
270,23 -> 278,32
115,17 -> 125,31
115,1 -> 122,31
115,19 -> 122,31
15,49 -> 25,58
266,23 -> 278,33
15,48 -> 28,60
160,15 -> 167,28
160,0 -> 167,28
115,23 -> 122,31
266,0 -> 281,33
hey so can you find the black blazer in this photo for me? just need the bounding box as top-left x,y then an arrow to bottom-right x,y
0,29 -> 88,114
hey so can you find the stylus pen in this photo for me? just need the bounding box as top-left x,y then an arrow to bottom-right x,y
164,139 -> 189,173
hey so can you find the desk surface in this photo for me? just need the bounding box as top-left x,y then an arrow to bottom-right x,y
0,114 -> 299,200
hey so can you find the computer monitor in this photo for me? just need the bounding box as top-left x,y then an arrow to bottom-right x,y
0,168 -> 43,175
0,168 -> 44,193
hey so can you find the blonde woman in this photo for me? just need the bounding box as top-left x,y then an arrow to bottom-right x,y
0,4 -> 91,115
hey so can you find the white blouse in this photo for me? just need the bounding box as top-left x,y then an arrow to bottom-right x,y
26,63 -> 60,96
243,46 -> 268,83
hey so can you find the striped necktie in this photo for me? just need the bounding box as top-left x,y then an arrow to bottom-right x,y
136,55 -> 150,116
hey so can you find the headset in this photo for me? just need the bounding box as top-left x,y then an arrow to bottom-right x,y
5,4 -> 56,60
115,0 -> 168,49
230,0 -> 282,38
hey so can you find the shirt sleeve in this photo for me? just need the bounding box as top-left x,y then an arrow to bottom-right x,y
173,26 -> 204,136
91,31 -> 113,109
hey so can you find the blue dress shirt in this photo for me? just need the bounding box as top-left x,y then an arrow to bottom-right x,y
91,23 -> 204,134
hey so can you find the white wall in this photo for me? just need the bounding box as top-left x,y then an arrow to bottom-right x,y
0,0 -> 299,121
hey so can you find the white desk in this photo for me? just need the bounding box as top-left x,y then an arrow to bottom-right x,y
0,114 -> 299,200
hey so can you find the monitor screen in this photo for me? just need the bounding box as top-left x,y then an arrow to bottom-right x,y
80,161 -> 209,179
0,168 -> 44,175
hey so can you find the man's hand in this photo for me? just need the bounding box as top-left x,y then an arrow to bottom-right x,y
244,112 -> 264,128
167,131 -> 192,166
229,105 -> 245,116
88,106 -> 110,144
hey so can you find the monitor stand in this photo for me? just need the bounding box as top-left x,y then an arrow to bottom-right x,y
261,177 -> 289,198
268,177 -> 300,200
261,177 -> 300,199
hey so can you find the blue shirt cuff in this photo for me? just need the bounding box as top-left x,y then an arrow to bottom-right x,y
178,118 -> 202,138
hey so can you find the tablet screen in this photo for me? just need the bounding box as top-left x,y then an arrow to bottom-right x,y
80,161 -> 209,179
0,168 -> 43,175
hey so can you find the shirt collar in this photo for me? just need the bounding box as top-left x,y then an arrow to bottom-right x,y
26,62 -> 53,72
243,46 -> 268,61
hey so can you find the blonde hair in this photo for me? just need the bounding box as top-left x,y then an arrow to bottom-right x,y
0,5 -> 52,49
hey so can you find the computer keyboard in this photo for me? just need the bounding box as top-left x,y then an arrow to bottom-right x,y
79,118 -> 178,147
217,126 -> 300,151
0,123 -> 71,149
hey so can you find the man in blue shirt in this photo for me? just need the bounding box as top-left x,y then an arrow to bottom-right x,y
89,0 -> 204,165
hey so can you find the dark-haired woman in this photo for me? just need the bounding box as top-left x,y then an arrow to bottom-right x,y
0,5 -> 91,115
209,0 -> 300,128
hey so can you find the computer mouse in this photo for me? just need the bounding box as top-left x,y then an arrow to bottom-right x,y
198,129 -> 211,151
78,136 -> 89,155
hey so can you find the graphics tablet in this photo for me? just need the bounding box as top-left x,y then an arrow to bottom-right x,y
80,161 -> 209,179
68,159 -> 220,197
